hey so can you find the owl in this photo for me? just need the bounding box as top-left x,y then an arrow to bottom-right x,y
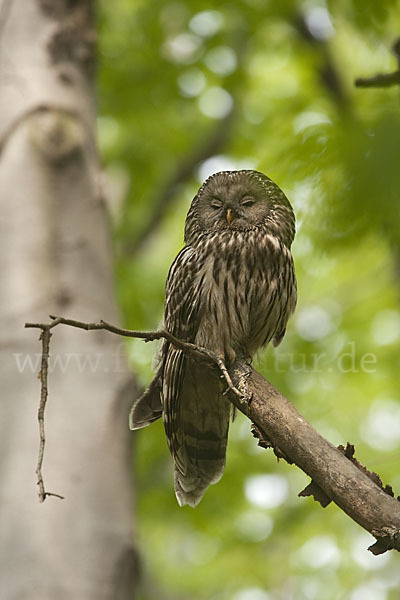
130,170 -> 297,507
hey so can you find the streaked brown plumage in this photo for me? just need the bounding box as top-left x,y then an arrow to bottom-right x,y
130,170 -> 297,507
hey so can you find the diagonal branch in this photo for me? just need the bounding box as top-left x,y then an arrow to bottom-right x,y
25,316 -> 400,555
227,364 -> 400,555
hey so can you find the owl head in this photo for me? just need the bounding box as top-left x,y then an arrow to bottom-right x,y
184,170 -> 296,247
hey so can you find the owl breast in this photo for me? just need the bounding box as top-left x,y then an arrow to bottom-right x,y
193,228 -> 296,364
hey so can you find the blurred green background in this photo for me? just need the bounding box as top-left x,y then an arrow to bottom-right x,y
97,1 -> 400,598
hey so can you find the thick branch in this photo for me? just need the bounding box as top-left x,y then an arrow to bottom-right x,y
25,316 -> 400,555
227,363 -> 400,555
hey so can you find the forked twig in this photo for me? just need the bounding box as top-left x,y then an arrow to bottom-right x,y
25,315 -> 243,501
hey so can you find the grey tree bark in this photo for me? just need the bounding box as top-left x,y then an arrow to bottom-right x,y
0,1 -> 138,598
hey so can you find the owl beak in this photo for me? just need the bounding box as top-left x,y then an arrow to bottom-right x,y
226,208 -> 233,225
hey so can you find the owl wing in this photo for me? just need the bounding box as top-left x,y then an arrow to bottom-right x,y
272,252 -> 297,347
164,245 -> 201,339
162,246 -> 202,465
129,362 -> 163,430
129,245 -> 199,431
164,245 -> 231,507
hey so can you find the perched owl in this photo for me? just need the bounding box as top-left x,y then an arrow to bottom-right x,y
130,170 -> 297,507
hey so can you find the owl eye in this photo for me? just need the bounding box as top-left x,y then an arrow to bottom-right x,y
210,198 -> 223,209
240,196 -> 255,207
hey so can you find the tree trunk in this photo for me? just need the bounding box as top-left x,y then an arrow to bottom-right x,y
0,1 -> 138,598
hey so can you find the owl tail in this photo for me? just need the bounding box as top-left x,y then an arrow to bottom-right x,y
174,432 -> 228,508
129,372 -> 163,430
170,362 -> 231,508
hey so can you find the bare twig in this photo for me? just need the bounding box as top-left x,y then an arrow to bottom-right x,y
26,315 -> 242,397
35,327 -> 64,502
355,71 -> 400,88
25,315 -> 243,501
355,37 -> 400,90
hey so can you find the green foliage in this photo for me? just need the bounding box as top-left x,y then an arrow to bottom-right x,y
98,1 -> 400,598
